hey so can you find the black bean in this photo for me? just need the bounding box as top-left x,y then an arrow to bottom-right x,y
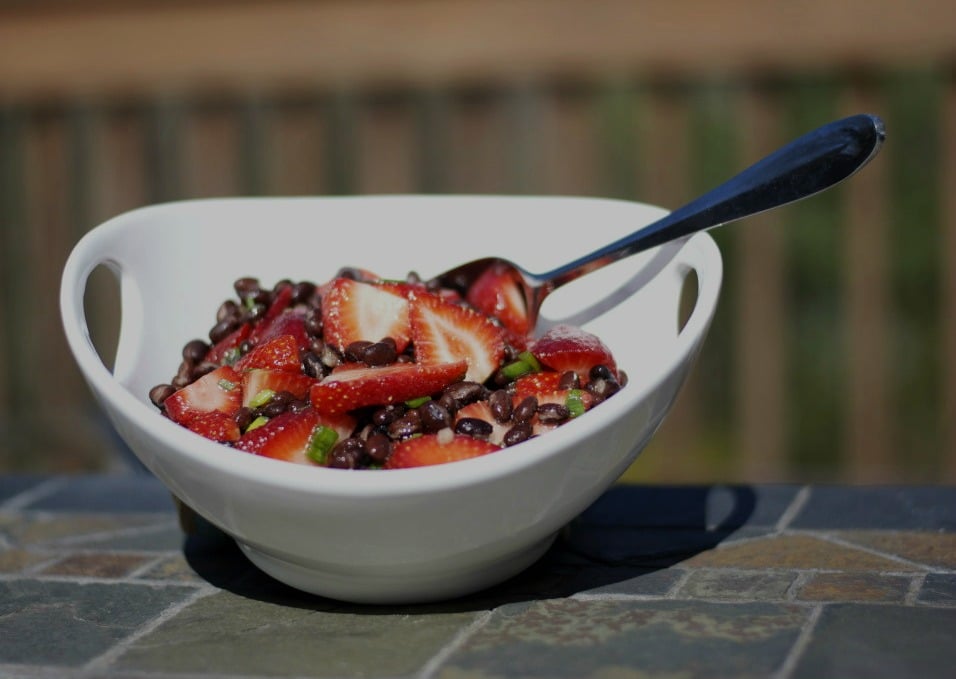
288,400 -> 311,415
618,370 -> 628,387
209,318 -> 238,344
455,417 -> 493,439
252,288 -> 273,306
365,433 -> 391,463
372,404 -> 405,428
193,361 -> 218,378
328,438 -> 366,469
558,371 -> 581,390
244,303 -> 267,322
233,407 -> 254,431
260,400 -> 288,418
418,401 -> 452,432
513,396 -> 538,424
149,384 -> 176,408
442,381 -> 486,407
345,341 -> 373,363
488,390 -> 513,423
216,299 -> 240,323
272,390 -> 294,406
302,352 -> 325,378
304,308 -> 323,337
588,378 -> 620,400
182,339 -> 209,364
437,392 -> 460,415
362,340 -> 397,366
291,281 -> 316,305
537,402 -> 570,424
234,277 -> 261,299
388,412 -> 421,439
503,422 -> 533,446
589,364 -> 615,382
174,361 -> 193,386
239,340 -> 253,354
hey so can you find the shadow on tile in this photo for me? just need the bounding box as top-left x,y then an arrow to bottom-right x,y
182,484 -> 758,613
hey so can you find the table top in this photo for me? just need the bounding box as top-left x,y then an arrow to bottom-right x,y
1,474 -> 953,678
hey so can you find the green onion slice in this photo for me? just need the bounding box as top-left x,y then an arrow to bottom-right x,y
245,415 -> 269,432
404,395 -> 431,408
501,359 -> 533,380
306,425 -> 339,465
248,389 -> 276,408
565,389 -> 586,418
517,351 -> 542,372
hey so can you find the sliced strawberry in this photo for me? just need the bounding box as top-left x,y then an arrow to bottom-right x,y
241,369 -> 317,407
322,278 -> 411,353
409,291 -> 505,384
384,432 -> 501,469
513,372 -> 563,399
204,323 -> 251,365
234,334 -> 301,373
235,408 -> 356,465
248,284 -> 294,345
529,324 -> 618,379
183,411 -> 240,443
251,310 -> 310,354
310,361 -> 467,415
164,366 -> 243,424
466,263 -> 531,337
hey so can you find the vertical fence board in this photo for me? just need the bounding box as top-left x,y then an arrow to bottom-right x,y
268,99 -> 327,196
942,71 -> 956,483
354,93 -> 417,194
537,86 -> 602,196
444,89 -> 511,194
184,102 -> 243,198
735,86 -> 788,481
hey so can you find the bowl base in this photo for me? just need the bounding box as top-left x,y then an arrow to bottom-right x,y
237,533 -> 558,604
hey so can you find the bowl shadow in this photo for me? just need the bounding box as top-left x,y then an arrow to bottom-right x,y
182,484 -> 758,614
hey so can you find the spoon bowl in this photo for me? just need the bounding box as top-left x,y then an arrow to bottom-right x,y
432,114 -> 885,330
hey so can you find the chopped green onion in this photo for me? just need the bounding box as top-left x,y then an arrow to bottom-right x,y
565,389 -> 586,418
306,425 -> 339,465
248,389 -> 276,408
246,415 -> 269,432
405,395 -> 432,408
243,296 -> 257,311
517,351 -> 542,372
501,359 -> 533,380
218,378 -> 237,391
222,347 -> 242,366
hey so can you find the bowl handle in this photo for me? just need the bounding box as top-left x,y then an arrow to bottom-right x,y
60,225 -> 145,385
671,232 -> 724,352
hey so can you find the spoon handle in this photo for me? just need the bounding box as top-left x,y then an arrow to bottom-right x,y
540,113 -> 885,289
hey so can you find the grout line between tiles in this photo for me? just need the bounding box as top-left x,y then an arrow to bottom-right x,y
774,485 -> 811,532
418,609 -> 495,679
0,477 -> 69,511
772,603 -> 824,679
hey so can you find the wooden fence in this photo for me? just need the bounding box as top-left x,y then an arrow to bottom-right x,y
1,0 -> 954,483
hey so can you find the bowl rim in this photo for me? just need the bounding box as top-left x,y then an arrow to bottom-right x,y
61,194 -> 723,498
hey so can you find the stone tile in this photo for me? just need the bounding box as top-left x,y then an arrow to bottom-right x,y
0,579 -> 196,666
64,522 -> 184,552
677,570 -> 796,601
789,486 -> 956,531
682,534 -> 922,572
23,475 -> 176,514
115,590 -> 483,677
38,552 -> 153,579
918,573 -> 956,606
791,604 -> 956,678
833,531 -> 956,570
2,514 -> 166,547
0,475 -> 47,504
136,554 -> 205,583
580,484 -> 801,529
439,599 -> 808,678
795,572 -> 911,603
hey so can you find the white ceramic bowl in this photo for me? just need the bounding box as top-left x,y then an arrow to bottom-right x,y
61,195 -> 722,604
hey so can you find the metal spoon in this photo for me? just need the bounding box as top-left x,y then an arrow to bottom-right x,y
431,113 -> 885,330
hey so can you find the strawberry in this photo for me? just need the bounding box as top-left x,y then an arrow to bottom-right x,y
322,278 -> 411,353
235,408 -> 356,465
310,361 -> 468,415
234,334 -> 301,373
250,311 -> 310,354
204,323 -> 251,365
247,284 -> 294,345
455,400 -> 510,446
466,263 -> 531,337
241,369 -> 316,407
164,366 -> 243,424
183,411 -> 240,443
513,372 -> 564,399
529,324 -> 618,379
384,432 -> 501,469
409,291 -> 505,384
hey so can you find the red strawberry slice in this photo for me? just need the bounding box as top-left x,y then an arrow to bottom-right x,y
235,408 -> 356,465
183,411 -> 241,443
204,323 -> 251,365
530,324 -> 618,379
466,262 -> 531,337
513,372 -> 563,399
241,369 -> 316,407
234,334 -> 301,373
322,278 -> 411,353
384,432 -> 501,469
247,284 -> 294,345
250,311 -> 310,354
310,361 -> 467,415
164,366 -> 243,424
409,291 -> 505,384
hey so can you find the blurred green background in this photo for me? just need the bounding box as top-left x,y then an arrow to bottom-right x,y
0,0 -> 953,484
